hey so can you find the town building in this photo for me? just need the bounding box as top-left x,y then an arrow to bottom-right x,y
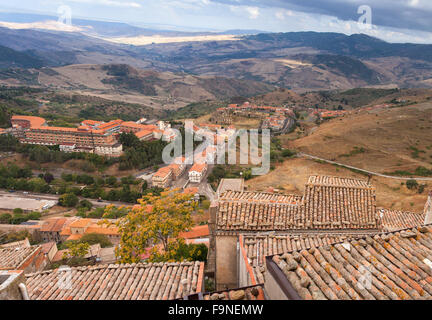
39,218 -> 71,243
210,176 -> 427,290
60,218 -> 120,245
11,116 -> 124,156
152,166 -> 173,188
167,156 -> 187,181
188,163 -> 208,183
264,225 -> 432,300
24,261 -> 205,300
0,245 -> 47,274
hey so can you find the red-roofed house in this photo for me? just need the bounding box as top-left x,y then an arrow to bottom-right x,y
152,167 -> 173,188
189,163 -> 208,183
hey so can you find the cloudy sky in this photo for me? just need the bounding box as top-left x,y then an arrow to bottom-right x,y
2,0 -> 432,43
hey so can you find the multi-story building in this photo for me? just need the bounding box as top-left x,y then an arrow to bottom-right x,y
60,218 -> 120,245
168,156 -> 187,180
152,167 -> 173,188
11,116 -> 123,156
188,163 -> 208,183
11,116 -> 47,129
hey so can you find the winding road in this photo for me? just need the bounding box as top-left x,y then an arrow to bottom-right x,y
298,152 -> 432,181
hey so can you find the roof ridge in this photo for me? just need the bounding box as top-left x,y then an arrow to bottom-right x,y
25,261 -> 198,277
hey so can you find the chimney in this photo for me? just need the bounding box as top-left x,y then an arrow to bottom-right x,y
424,192 -> 432,225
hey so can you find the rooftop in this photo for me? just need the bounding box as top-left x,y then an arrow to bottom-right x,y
216,176 -> 381,232
202,285 -> 265,301
40,218 -> 68,233
189,163 -> 207,173
0,246 -> 41,270
240,233 -> 367,285
269,225 -> 432,300
153,166 -> 173,178
216,178 -> 245,195
25,261 -> 204,300
179,225 -> 209,240
11,115 -> 46,127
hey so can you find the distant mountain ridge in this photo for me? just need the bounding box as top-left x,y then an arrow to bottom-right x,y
0,24 -> 432,90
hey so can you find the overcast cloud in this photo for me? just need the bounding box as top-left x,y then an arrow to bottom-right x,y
2,0 -> 432,43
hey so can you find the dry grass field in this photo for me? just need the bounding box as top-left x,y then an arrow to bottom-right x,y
246,157 -> 430,213
246,101 -> 432,213
291,102 -> 432,173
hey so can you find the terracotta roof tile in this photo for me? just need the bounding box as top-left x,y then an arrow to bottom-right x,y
380,209 -> 425,232
203,285 -> 265,300
240,233 -> 366,285
179,225 -> 209,239
40,218 -> 68,232
270,225 -> 432,300
0,245 -> 41,270
25,262 -> 204,300
217,176 -> 379,231
153,166 -> 173,178
189,163 -> 207,173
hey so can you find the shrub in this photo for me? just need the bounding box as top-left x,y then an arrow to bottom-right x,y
406,179 -> 419,190
59,193 -> 79,207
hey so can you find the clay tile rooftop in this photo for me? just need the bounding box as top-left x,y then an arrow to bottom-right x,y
25,261 -> 205,300
40,218 -> 68,233
240,233 -> 367,285
216,175 -> 384,232
0,246 -> 42,270
154,166 -> 173,178
190,163 -> 207,173
202,285 -> 265,301
267,225 -> 432,300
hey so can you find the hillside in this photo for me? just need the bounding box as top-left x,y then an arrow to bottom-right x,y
291,101 -> 432,174
246,100 -> 432,212
34,64 -> 274,110
1,27 -> 432,91
141,32 -> 432,90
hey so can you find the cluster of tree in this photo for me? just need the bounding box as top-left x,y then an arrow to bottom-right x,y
0,208 -> 41,225
112,189 -> 203,263
0,163 -> 52,193
149,240 -> 208,263
207,165 -> 253,188
118,133 -> 167,171
270,137 -> 297,163
405,179 -> 427,194
61,173 -> 139,187
77,205 -> 129,219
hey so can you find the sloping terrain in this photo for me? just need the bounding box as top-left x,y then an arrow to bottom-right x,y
291,101 -> 432,174
35,64 -> 274,110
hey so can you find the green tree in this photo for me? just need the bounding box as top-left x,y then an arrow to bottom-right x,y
80,233 -> 112,248
62,242 -> 90,261
59,193 -> 79,207
406,179 -> 419,190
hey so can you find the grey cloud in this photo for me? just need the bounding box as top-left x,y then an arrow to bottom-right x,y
209,0 -> 432,32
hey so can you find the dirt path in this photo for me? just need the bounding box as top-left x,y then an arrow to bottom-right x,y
299,152 -> 432,181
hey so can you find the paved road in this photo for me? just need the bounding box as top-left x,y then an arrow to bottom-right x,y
0,190 -> 132,208
299,152 -> 432,181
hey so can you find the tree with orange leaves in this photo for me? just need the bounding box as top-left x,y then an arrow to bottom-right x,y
113,189 -> 200,263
